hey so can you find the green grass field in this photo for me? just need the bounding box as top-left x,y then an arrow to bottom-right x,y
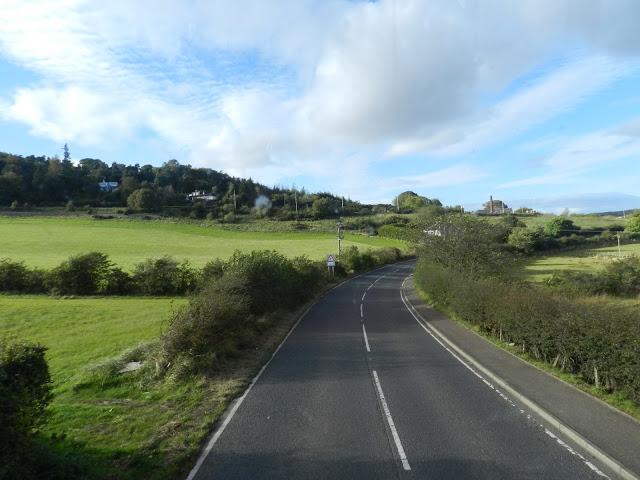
521,242 -> 640,282
513,213 -> 626,230
0,295 -> 184,393
0,216 -> 406,269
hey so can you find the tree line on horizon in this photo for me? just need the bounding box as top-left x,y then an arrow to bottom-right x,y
0,150 -> 444,220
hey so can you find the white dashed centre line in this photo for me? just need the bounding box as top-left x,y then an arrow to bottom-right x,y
362,324 -> 371,352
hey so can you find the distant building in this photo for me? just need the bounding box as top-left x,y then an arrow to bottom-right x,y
98,179 -> 119,192
478,196 -> 511,215
187,190 -> 216,202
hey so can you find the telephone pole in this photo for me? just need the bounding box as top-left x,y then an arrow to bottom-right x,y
617,231 -> 622,258
337,221 -> 344,257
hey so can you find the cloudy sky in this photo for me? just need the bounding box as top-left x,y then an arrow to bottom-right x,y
0,0 -> 639,212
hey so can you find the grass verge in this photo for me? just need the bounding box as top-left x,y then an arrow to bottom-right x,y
413,286 -> 640,422
0,280 -> 342,479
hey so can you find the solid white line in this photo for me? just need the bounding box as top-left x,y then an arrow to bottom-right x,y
360,303 -> 363,319
362,290 -> 367,301
399,280 -> 623,480
185,292 -> 331,480
362,324 -> 371,353
372,370 -> 411,471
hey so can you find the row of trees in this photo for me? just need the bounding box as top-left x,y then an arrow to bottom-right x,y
0,151 -> 390,219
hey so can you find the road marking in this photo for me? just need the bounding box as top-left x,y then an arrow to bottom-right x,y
372,370 -> 411,471
399,278 -> 614,480
362,324 -> 371,352
360,303 -> 363,319
362,290 -> 367,301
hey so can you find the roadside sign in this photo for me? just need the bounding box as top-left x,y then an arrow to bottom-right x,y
327,254 -> 336,267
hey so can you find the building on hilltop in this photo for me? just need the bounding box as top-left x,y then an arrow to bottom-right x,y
98,179 -> 119,192
478,196 -> 512,215
187,190 -> 217,202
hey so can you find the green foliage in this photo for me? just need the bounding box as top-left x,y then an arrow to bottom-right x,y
507,227 -> 544,254
132,257 -> 198,295
162,274 -> 253,371
500,214 -> 526,228
392,191 -> 441,213
46,252 -> 114,295
626,213 -> 640,233
547,256 -> 640,297
127,187 -> 158,212
414,259 -> 640,403
544,217 -> 578,237
417,214 -> 513,277
0,259 -> 46,293
310,197 -> 336,219
0,340 -> 53,476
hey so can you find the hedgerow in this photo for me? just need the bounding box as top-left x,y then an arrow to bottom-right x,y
414,259 -> 640,402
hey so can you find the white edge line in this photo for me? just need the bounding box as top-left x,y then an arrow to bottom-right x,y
362,324 -> 371,353
372,370 -> 411,471
186,264 -> 401,480
400,277 -> 638,480
360,303 -> 363,319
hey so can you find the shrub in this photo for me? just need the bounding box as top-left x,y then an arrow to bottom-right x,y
47,252 -> 114,295
225,250 -> 302,313
507,227 -> 542,253
626,213 -> 640,233
414,259 -> 640,402
544,217 -> 578,237
127,188 -> 158,212
132,257 -> 198,295
162,274 -> 253,371
0,259 -> 46,293
0,341 -> 52,468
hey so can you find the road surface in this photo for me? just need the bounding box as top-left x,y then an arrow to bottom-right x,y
190,262 -> 610,479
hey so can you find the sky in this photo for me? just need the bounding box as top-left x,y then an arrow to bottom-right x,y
0,0 -> 639,213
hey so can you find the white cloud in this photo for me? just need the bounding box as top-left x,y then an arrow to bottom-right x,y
1,0 -> 640,192
501,117 -> 640,188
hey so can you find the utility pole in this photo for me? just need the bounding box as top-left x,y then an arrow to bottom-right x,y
294,190 -> 298,218
337,221 -> 344,257
617,231 -> 622,258
233,186 -> 237,213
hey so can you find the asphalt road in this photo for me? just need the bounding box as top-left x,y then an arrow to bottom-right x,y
190,262 -> 607,479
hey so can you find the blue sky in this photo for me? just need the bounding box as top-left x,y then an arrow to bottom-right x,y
1,0 -> 639,212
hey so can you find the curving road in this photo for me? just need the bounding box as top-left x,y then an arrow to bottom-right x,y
189,261 -> 609,479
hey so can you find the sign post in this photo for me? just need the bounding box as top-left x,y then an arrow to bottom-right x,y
327,254 -> 336,277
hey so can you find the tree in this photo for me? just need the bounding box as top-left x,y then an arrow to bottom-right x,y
544,217 -> 577,237
63,143 -> 70,162
626,213 -> 640,233
507,227 -> 543,254
127,188 -> 158,211
310,197 -> 334,219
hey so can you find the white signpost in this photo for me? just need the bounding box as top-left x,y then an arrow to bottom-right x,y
327,254 -> 336,276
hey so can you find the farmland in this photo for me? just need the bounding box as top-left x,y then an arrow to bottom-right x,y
0,216 -> 406,269
520,242 -> 640,282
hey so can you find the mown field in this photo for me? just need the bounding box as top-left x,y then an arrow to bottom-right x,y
0,295 -> 242,479
510,213 -> 627,230
0,216 -> 406,269
521,242 -> 640,282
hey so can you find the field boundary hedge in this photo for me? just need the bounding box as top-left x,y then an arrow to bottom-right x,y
414,259 -> 640,404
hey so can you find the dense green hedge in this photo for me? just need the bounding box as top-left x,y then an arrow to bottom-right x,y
162,248 -> 406,372
414,259 -> 640,402
0,341 -> 53,478
0,245 -> 407,297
